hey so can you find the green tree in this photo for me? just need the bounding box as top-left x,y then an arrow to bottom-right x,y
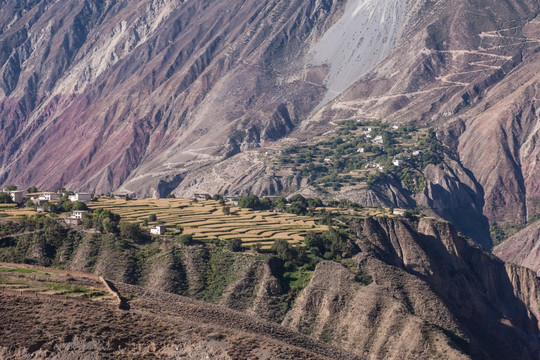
148,214 -> 157,222
222,205 -> 231,215
25,199 -> 35,208
238,195 -> 263,210
42,202 -> 57,212
5,185 -> 17,191
26,186 -> 39,193
179,234 -> 193,245
228,238 -> 243,252
271,239 -> 297,262
81,213 -> 94,229
119,221 -> 149,244
72,201 -> 88,211
0,193 -> 13,204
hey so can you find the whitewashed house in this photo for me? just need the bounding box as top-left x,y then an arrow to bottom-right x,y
357,148 -> 365,153
39,192 -> 61,201
194,193 -> 210,200
69,193 -> 92,202
150,225 -> 166,235
5,190 -> 25,203
373,135 -> 383,144
72,210 -> 88,219
392,159 -> 404,167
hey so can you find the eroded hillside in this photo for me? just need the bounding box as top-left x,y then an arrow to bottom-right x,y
1,214 -> 538,358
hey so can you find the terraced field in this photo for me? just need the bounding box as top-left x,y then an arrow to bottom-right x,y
87,198 -> 329,248
0,263 -> 115,305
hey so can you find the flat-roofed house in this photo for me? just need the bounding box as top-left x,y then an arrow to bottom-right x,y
5,190 -> 25,203
150,225 -> 166,235
39,192 -> 62,201
69,193 -> 92,202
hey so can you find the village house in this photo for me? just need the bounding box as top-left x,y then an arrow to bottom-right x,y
63,218 -> 81,226
113,192 -> 131,200
3,189 -> 25,203
72,210 -> 88,219
373,135 -> 383,144
392,208 -> 406,216
392,125 -> 400,130
61,210 -> 89,226
392,159 -> 404,167
412,150 -> 421,156
357,147 -> 365,153
69,193 -> 92,202
194,193 -> 210,200
39,192 -> 62,201
150,225 -> 166,235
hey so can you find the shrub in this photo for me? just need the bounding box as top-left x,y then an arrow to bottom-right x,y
72,201 -> 88,211
148,214 -> 157,222
0,193 -> 13,204
238,195 -> 263,210
179,234 -> 193,245
227,238 -> 243,252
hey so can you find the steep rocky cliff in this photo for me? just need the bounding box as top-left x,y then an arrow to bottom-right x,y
494,221 -> 540,274
285,217 -> 540,359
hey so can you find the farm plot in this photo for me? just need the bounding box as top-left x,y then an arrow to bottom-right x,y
0,263 -> 115,304
88,198 -> 328,247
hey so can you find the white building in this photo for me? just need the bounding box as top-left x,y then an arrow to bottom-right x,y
113,192 -> 131,200
5,190 -> 25,203
150,225 -> 166,235
412,150 -> 421,156
72,210 -> 88,219
392,159 -> 404,167
194,193 -> 210,200
392,209 -> 406,216
373,135 -> 383,144
392,125 -> 400,130
39,192 -> 62,201
357,148 -> 365,153
69,193 -> 92,202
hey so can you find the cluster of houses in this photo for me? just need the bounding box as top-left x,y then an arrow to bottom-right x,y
1,186 -> 97,205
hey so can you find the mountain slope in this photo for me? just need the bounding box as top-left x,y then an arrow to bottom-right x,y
1,216 -> 539,358
494,220 -> 540,274
0,0 -> 343,195
3,0 -> 540,247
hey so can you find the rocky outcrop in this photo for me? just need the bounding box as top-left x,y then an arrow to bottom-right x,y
285,217 -> 540,359
494,221 -> 540,274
